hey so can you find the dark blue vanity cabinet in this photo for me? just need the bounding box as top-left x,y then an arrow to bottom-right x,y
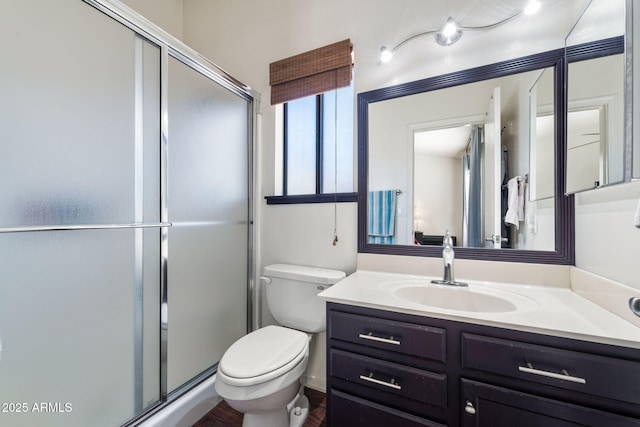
326,302 -> 640,427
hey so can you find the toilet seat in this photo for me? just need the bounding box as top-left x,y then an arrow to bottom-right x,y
218,325 -> 309,387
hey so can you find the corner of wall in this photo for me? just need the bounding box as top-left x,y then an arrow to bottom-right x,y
571,267 -> 640,328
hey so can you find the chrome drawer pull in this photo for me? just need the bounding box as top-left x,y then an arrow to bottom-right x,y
358,332 -> 401,345
359,374 -> 402,390
518,363 -> 586,384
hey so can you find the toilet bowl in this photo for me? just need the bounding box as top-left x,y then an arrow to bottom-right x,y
215,264 -> 346,427
216,326 -> 310,426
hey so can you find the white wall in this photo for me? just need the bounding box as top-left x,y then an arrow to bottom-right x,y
119,0 -> 184,39
575,181 -> 640,290
414,153 -> 463,240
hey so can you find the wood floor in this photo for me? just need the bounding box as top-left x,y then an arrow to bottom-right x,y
192,387 -> 326,427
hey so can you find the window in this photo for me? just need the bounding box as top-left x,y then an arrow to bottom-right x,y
281,84 -> 354,199
266,38 -> 356,204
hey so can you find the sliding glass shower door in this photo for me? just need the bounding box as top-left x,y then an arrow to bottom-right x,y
0,1 -> 162,425
166,56 -> 250,393
0,0 -> 254,425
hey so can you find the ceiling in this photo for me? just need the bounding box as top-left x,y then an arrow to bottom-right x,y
378,2 -> 585,62
412,69 -> 541,159
414,125 -> 472,158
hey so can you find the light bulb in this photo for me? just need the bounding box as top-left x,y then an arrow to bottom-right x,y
436,17 -> 462,46
442,19 -> 458,38
524,0 -> 541,16
380,46 -> 393,63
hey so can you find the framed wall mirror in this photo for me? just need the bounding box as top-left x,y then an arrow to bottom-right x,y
529,67 -> 555,203
564,0 -> 628,193
358,49 -> 575,264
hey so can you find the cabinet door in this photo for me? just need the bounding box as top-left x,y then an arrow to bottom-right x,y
330,389 -> 446,427
461,379 -> 640,427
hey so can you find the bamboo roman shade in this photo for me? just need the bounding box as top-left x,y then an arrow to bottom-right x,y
269,39 -> 353,105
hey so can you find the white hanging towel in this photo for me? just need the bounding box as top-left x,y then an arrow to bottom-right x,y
504,176 -> 525,230
517,177 -> 526,222
635,198 -> 640,228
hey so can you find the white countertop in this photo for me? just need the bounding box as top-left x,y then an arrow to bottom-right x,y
319,270 -> 640,349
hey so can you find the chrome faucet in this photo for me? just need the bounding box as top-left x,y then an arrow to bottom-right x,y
431,230 -> 467,287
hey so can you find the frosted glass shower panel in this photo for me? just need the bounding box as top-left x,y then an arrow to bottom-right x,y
166,57 -> 250,391
167,57 -> 250,222
167,224 -> 248,392
0,229 -> 161,427
0,0 -> 160,228
139,38 -> 162,224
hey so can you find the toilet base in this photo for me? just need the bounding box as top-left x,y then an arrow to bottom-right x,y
242,408 -> 288,427
288,393 -> 309,427
240,387 -> 309,427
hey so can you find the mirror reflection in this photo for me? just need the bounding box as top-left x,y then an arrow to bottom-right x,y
368,67 -> 555,251
529,67 -> 555,202
566,54 -> 624,193
564,0 -> 626,193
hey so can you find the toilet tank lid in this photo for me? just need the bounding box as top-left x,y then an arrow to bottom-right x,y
264,264 -> 346,285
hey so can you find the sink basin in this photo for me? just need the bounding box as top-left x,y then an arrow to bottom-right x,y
384,280 -> 537,313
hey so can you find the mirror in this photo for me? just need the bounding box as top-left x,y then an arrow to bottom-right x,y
358,49 -> 574,264
567,54 -> 624,192
369,68 -> 555,251
529,67 -> 555,202
565,0 -> 627,193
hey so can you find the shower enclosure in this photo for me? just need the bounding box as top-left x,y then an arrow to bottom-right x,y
0,1 -> 256,426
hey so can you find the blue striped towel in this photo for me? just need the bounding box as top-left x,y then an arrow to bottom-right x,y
368,190 -> 397,244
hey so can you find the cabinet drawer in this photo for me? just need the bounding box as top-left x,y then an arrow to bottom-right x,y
329,311 -> 446,362
330,348 -> 447,410
330,389 -> 446,427
461,333 -> 640,405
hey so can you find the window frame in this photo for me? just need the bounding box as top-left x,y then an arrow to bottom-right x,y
266,90 -> 357,205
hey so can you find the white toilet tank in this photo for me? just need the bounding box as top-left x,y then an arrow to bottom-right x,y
263,264 -> 346,333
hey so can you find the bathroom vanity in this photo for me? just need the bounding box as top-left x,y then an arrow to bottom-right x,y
321,271 -> 640,427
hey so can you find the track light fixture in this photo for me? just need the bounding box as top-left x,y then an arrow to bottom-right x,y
380,0 -> 541,63
436,17 -> 463,46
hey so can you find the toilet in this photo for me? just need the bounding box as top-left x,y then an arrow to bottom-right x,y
215,263 -> 346,427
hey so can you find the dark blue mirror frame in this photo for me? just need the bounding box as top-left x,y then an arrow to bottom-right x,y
358,48 -> 575,264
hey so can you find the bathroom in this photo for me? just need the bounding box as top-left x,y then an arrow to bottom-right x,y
1,0 -> 639,426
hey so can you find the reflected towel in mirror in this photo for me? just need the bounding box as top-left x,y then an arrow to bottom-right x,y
505,176 -> 525,229
368,190 -> 397,244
